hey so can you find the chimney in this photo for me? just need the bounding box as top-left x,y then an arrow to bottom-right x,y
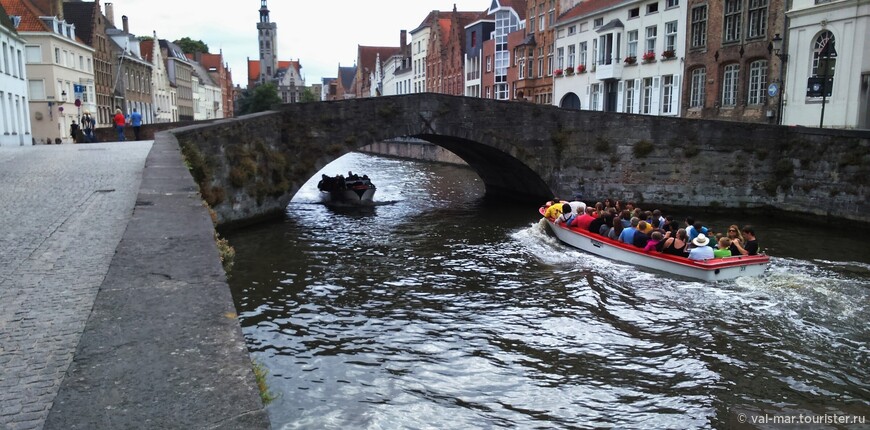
122,15 -> 129,33
104,3 -> 115,27
54,0 -> 63,19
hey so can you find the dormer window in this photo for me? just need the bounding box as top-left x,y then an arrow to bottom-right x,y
10,16 -> 21,28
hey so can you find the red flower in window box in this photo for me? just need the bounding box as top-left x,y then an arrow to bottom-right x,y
554,68 -> 563,76
661,49 -> 676,59
642,51 -> 656,62
577,64 -> 587,73
565,66 -> 575,75
624,56 -> 637,64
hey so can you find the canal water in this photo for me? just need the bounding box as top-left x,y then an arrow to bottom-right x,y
224,153 -> 870,429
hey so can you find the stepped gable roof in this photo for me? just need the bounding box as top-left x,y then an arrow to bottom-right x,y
140,39 -> 154,62
62,1 -> 95,44
357,45 -> 400,74
411,10 -> 437,33
0,0 -> 49,32
557,0 -> 628,23
338,66 -> 356,90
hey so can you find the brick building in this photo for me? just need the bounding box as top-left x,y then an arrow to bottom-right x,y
63,0 -> 112,126
681,0 -> 786,122
106,15 -> 153,123
425,7 -> 483,95
198,52 -> 234,118
353,45 -> 401,98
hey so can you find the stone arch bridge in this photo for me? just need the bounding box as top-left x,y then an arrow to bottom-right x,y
166,93 -> 869,227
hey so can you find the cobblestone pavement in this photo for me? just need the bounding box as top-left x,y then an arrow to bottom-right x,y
0,142 -> 152,430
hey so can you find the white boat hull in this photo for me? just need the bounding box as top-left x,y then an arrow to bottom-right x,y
324,187 -> 376,204
541,214 -> 769,282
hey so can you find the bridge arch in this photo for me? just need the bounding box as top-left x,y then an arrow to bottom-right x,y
168,93 -> 869,227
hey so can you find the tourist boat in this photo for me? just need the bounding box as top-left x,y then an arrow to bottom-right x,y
539,207 -> 769,281
317,174 -> 376,204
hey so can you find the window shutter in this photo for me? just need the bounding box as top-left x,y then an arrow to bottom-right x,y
634,79 -> 641,114
672,75 -> 681,115
586,84 -> 592,110
617,81 -> 625,112
651,76 -> 661,114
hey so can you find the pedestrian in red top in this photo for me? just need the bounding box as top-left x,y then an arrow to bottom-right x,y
113,108 -> 126,141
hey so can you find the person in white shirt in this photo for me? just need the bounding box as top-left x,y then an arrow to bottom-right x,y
687,234 -> 714,260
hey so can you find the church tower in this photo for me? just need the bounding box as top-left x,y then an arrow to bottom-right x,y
257,0 -> 278,84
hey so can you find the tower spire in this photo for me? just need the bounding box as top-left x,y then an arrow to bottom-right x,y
257,0 -> 278,84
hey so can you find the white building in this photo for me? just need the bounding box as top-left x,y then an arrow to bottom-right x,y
553,0 -> 686,115
10,2 -> 96,144
410,16 -> 431,93
464,18 -> 494,98
190,60 -> 223,120
145,32 -> 173,123
782,0 -> 870,128
1,7 -> 31,146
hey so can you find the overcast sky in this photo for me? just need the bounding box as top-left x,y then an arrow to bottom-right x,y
111,0 -> 489,87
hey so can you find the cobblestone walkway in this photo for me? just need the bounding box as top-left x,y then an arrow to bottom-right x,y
0,142 -> 152,430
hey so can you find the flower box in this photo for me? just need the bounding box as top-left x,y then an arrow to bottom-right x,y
577,64 -> 587,73
661,50 -> 676,59
565,66 -> 575,75
554,68 -> 563,76
642,51 -> 656,62
624,56 -> 637,65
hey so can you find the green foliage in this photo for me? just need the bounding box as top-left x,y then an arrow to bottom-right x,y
238,83 -> 282,115
214,232 -> 235,273
633,140 -> 655,158
173,37 -> 209,54
252,361 -> 277,405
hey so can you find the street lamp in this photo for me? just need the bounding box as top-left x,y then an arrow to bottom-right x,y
769,33 -> 788,125
817,39 -> 837,128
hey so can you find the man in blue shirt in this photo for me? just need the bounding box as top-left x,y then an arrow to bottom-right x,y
618,217 -> 640,245
128,108 -> 143,140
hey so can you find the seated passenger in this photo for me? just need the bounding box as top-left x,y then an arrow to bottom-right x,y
643,231 -> 664,252
687,234 -> 715,260
661,229 -> 688,256
733,225 -> 759,255
608,217 -> 624,240
555,203 -> 574,224
632,221 -> 651,248
588,210 -> 609,235
714,237 -> 732,258
568,201 -> 586,216
620,210 -> 632,228
618,217 -> 640,245
570,207 -> 597,230
637,219 -> 654,235
544,199 -> 564,220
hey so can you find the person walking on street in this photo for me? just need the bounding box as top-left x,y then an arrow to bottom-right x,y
81,111 -> 96,142
113,108 -> 126,141
128,108 -> 143,140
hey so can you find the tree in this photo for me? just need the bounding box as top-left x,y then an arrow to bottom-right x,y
173,37 -> 209,54
237,83 -> 282,115
300,87 -> 319,103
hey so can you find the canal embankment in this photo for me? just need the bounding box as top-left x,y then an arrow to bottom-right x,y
43,133 -> 270,429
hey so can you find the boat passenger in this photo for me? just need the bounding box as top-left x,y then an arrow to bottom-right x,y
714,237 -> 732,258
652,209 -> 665,229
556,203 -> 575,224
733,226 -> 759,255
570,207 -> 597,230
608,216 -> 624,240
618,217 -> 640,245
643,231 -> 664,252
661,229 -> 689,256
725,225 -> 745,256
687,234 -> 715,260
568,201 -> 586,217
632,222 -> 651,248
589,210 -> 609,235
686,217 -> 701,241
620,210 -> 632,228
544,199 -> 564,220
637,219 -> 654,235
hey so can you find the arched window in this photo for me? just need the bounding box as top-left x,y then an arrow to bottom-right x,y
690,67 -> 706,108
812,31 -> 836,78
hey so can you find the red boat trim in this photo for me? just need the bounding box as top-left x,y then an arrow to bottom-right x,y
539,207 -> 770,270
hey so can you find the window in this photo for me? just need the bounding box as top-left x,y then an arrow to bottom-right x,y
812,31 -> 836,78
647,2 -> 659,13
591,84 -> 601,110
625,80 -> 636,113
2,42 -> 7,73
748,60 -> 767,104
628,8 -> 640,18
557,47 -> 564,69
691,6 -> 708,48
529,15 -> 536,32
539,14 -> 545,32
55,47 -> 61,64
662,75 -> 675,114
486,56 -> 492,72
628,30 -> 638,58
690,67 -> 706,107
724,0 -> 743,43
666,0 -> 679,7
28,80 -> 45,99
25,45 -> 41,63
722,64 -> 739,106
568,44 -> 576,67
665,21 -> 678,52
642,77 -> 653,114
538,58 -> 544,77
748,0 -> 768,38
579,42 -> 587,67
645,26 -> 657,54
568,25 -> 576,35
594,17 -> 604,27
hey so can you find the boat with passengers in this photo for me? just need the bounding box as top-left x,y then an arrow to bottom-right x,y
317,172 -> 376,204
539,206 -> 769,281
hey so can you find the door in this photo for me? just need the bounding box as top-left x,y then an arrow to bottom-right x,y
605,81 -> 618,112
